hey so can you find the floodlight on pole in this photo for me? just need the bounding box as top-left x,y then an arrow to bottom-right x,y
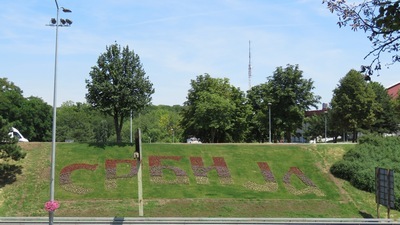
61,7 -> 72,13
47,1 -> 72,224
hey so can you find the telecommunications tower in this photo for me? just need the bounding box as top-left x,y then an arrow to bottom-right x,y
248,40 -> 252,90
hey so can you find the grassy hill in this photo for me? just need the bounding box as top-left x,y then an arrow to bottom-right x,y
0,142 -> 397,218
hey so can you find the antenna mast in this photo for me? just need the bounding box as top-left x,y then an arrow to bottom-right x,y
248,40 -> 252,90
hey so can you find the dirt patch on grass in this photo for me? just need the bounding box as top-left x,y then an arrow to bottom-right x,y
18,142 -> 46,151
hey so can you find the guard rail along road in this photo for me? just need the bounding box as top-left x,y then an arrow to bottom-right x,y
0,217 -> 398,225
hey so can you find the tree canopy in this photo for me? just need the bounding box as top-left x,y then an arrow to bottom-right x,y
248,64 -> 320,143
181,74 -> 250,143
0,78 -> 51,141
330,69 -> 378,142
85,42 -> 154,143
323,0 -> 400,75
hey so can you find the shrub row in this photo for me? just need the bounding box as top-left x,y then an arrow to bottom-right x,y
330,135 -> 400,209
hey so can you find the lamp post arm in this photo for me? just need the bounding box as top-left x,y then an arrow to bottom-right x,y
54,0 -> 59,10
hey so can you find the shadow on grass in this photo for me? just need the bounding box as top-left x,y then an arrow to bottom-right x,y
88,142 -> 134,149
359,210 -> 374,218
0,164 -> 22,188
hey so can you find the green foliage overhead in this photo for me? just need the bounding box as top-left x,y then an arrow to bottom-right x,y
330,135 -> 400,209
86,42 -> 154,143
323,0 -> 400,75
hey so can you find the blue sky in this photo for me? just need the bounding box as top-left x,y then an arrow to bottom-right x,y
1,0 -> 399,108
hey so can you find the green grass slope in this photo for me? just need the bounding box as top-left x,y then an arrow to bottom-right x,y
0,142 -> 397,218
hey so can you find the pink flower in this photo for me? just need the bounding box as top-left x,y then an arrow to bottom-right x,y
44,201 -> 60,212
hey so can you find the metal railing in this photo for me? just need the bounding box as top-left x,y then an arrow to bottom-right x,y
0,217 -> 398,225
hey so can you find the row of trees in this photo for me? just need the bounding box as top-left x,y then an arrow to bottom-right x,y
182,67 -> 400,143
2,68 -> 400,143
305,70 -> 400,142
2,42 -> 400,144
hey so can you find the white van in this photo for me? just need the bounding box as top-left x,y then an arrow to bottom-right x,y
8,127 -> 29,142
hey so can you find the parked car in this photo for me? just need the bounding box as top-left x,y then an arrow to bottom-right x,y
8,127 -> 29,142
187,137 -> 202,144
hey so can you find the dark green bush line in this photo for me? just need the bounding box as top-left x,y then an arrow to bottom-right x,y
330,135 -> 400,209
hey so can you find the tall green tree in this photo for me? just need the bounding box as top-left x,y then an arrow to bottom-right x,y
86,43 -> 154,143
369,82 -> 399,134
323,0 -> 400,75
181,74 -> 250,143
330,69 -> 378,142
267,64 -> 320,142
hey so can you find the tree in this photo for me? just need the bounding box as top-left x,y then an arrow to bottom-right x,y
323,0 -> 400,75
126,105 -> 183,143
57,101 -> 109,142
267,64 -> 320,142
86,43 -> 154,143
181,74 -> 250,143
330,69 -> 378,142
304,114 -> 325,142
246,83 -> 271,142
18,97 -> 52,141
0,78 -> 25,126
0,78 -> 52,141
369,82 -> 399,134
0,115 -> 25,176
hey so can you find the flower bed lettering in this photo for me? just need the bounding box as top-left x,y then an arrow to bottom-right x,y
190,157 -> 232,184
149,156 -> 189,184
244,162 -> 278,192
283,167 -> 324,196
105,159 -> 137,189
60,163 -> 98,194
59,155 -> 323,196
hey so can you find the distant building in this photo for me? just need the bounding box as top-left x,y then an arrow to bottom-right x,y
387,82 -> 400,98
305,103 -> 328,117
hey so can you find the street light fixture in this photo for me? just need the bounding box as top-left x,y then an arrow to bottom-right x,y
268,102 -> 272,143
47,1 -> 72,224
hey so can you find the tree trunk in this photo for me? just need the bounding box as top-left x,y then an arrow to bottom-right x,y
114,115 -> 122,143
285,130 -> 292,143
352,129 -> 357,143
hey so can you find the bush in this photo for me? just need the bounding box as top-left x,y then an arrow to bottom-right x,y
330,135 -> 400,209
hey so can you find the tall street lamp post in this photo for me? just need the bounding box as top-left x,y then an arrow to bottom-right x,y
268,102 -> 272,143
324,110 -> 327,143
47,1 -> 72,224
